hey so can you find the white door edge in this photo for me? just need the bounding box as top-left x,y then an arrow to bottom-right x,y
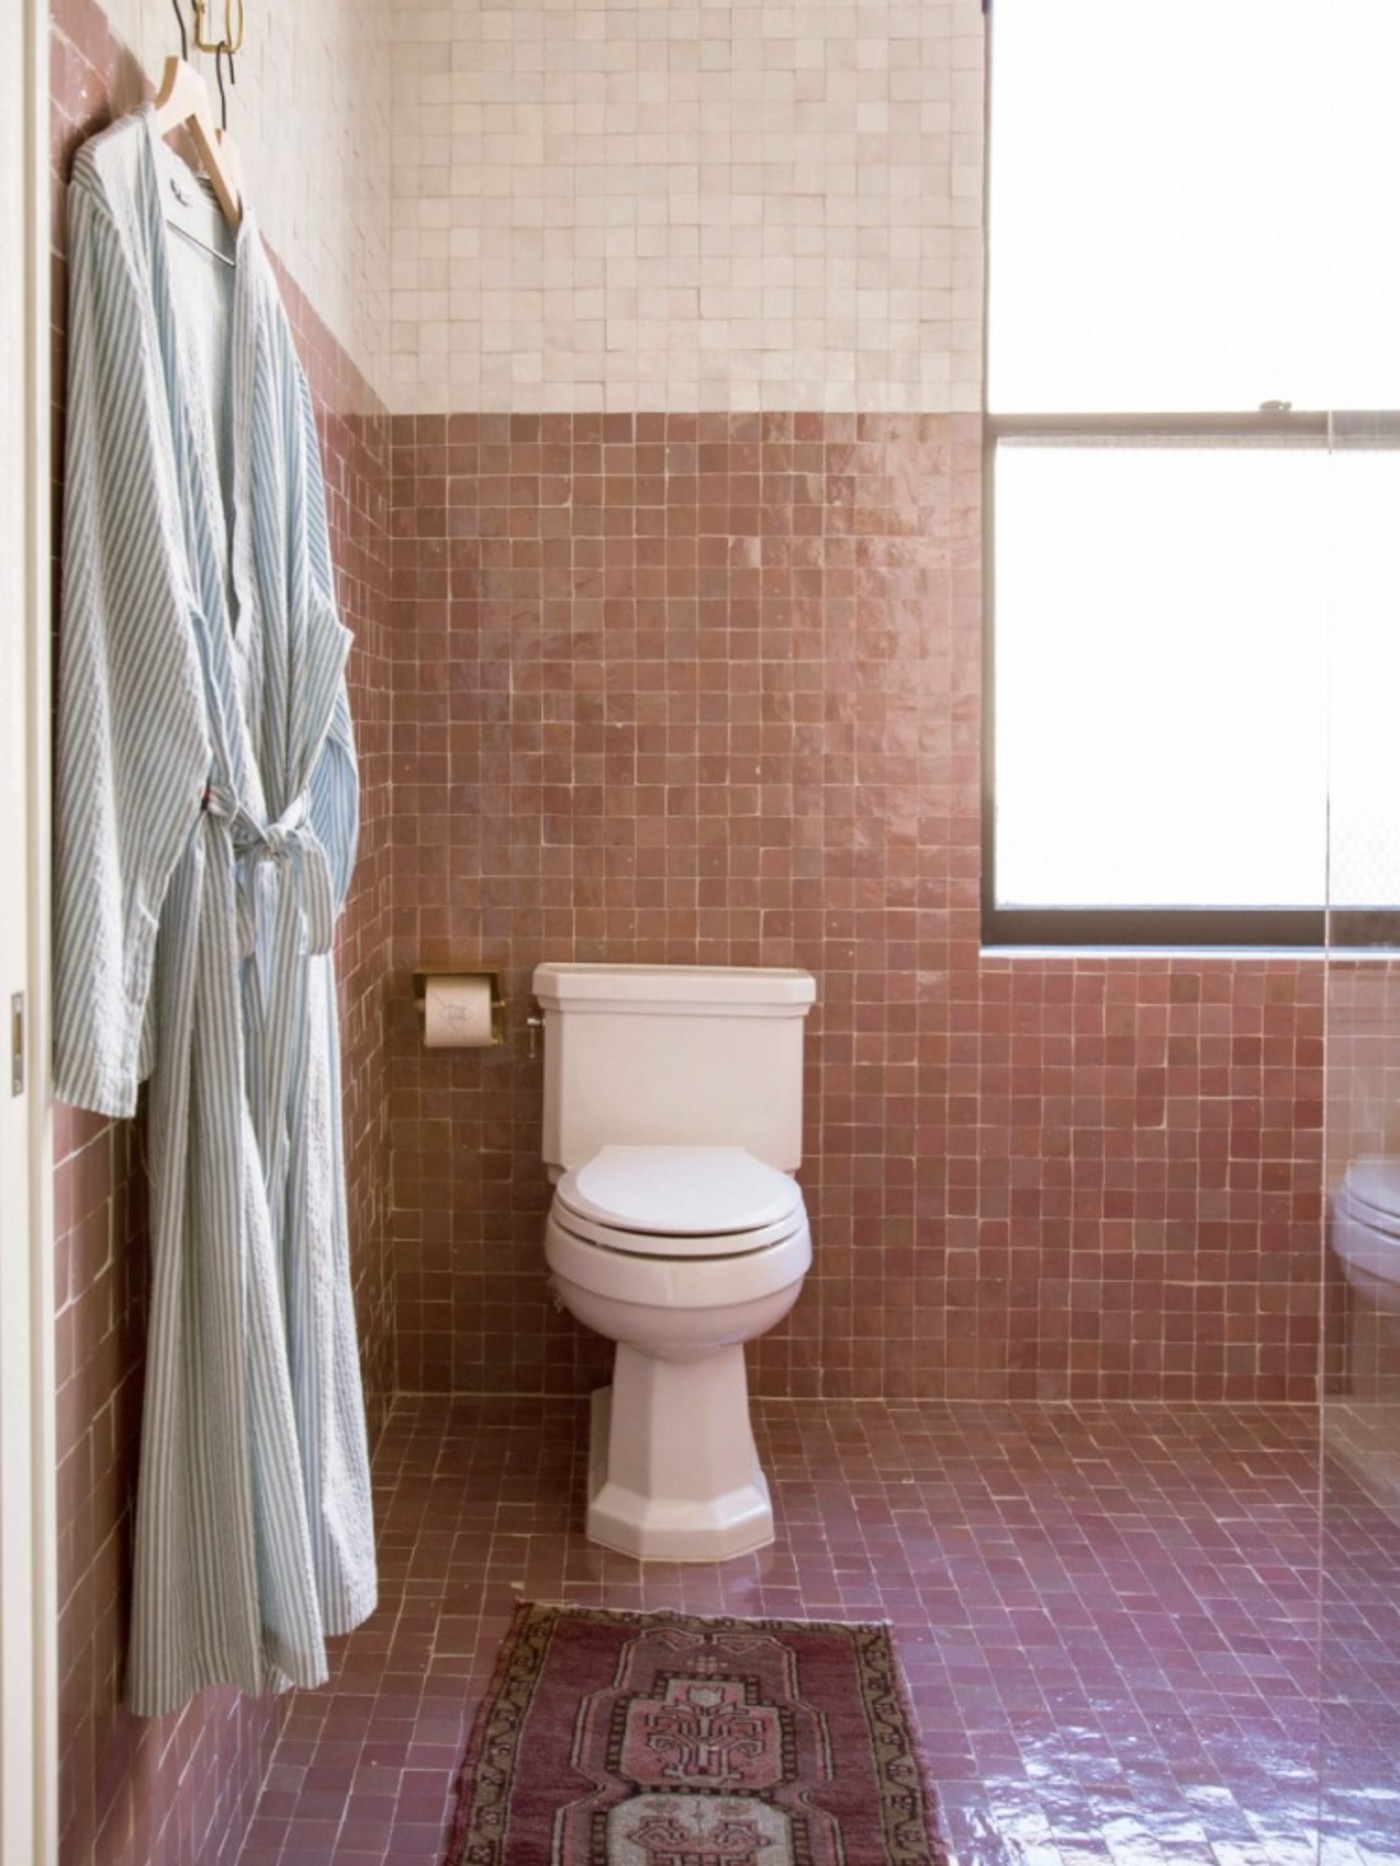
0,0 -> 57,1859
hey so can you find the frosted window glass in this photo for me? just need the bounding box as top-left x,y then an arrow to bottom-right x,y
993,445 -> 1339,909
987,1 -> 1400,413
1326,453 -> 1400,907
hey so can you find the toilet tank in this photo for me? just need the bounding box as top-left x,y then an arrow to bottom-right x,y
534,963 -> 817,1175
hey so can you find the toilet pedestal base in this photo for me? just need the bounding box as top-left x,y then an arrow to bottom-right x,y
585,1345 -> 775,1561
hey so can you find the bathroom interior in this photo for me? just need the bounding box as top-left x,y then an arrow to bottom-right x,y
32,0 -> 1400,1861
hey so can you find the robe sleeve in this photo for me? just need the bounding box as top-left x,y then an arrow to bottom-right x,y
52,166 -> 212,1118
292,363 -> 357,912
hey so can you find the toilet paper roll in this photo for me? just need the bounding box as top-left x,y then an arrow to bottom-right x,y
423,976 -> 496,1048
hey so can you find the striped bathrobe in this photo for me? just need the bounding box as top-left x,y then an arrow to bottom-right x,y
53,109 -> 376,1716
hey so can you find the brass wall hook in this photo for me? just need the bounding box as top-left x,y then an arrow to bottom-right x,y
192,0 -> 244,57
213,38 -> 234,132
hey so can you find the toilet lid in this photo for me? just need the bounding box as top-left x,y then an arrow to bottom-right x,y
554,1145 -> 804,1254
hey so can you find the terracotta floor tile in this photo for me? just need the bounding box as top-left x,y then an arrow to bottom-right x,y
232,1397 -> 1400,1866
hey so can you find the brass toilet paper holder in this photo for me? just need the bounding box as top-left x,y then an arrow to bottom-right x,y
412,970 -> 506,1047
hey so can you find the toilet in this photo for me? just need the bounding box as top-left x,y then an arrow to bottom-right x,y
1332,1156 -> 1400,1311
534,961 -> 817,1561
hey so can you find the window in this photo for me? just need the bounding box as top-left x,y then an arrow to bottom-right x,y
984,0 -> 1400,947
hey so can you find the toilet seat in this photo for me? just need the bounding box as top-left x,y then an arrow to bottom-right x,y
553,1145 -> 805,1259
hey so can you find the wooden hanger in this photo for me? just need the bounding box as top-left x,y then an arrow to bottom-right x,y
152,54 -> 244,230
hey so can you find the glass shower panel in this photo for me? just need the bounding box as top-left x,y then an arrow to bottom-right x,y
1320,962 -> 1400,1861
1320,4 -> 1400,1849
1321,473 -> 1400,1859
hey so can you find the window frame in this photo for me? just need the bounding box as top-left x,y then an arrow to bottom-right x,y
979,4 -> 1400,954
980,409 -> 1342,951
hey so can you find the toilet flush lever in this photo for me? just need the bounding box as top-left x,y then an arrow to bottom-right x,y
525,1012 -> 543,1060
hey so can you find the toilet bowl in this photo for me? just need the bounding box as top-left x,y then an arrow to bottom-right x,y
1332,1156 -> 1400,1311
546,1145 -> 811,1560
533,962 -> 818,1563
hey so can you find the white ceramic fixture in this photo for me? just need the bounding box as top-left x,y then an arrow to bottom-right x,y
534,962 -> 817,1561
1332,1156 -> 1400,1312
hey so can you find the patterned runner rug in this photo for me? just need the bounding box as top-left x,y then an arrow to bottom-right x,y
445,1602 -> 949,1866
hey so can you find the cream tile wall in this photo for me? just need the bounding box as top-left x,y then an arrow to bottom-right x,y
98,0 -> 392,399
388,0 -> 985,414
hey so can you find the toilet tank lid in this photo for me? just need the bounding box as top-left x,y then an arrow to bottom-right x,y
533,962 -> 816,1011
557,1145 -> 804,1236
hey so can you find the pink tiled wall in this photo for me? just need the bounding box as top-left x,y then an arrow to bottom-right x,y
49,1 -> 394,1860
386,410 -> 1326,1406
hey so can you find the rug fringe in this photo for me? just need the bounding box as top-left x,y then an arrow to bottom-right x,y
515,1597 -> 900,1635
443,1598 -> 541,1866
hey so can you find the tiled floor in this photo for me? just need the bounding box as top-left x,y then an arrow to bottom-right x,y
234,1397 -> 1400,1866
1326,1402 -> 1400,1527
1321,1451 -> 1400,1866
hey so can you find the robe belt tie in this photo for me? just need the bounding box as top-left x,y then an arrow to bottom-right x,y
203,783 -> 337,982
